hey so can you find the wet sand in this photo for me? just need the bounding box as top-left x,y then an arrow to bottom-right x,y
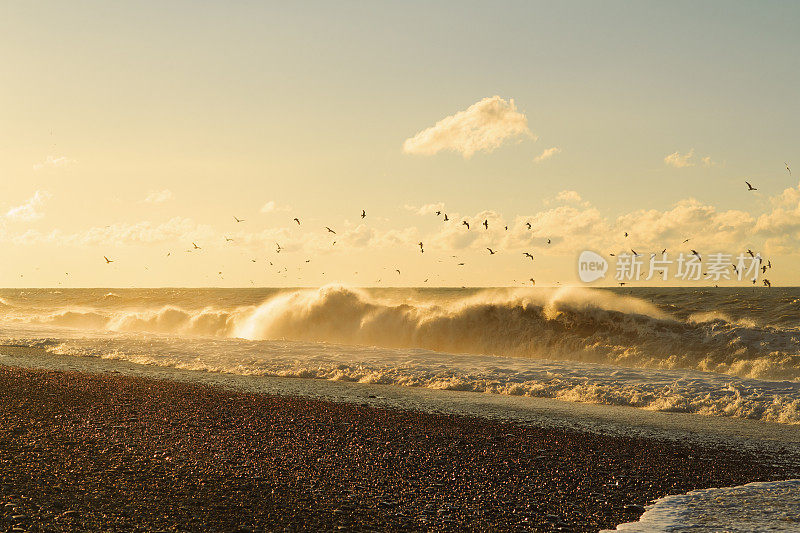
0,366 -> 793,532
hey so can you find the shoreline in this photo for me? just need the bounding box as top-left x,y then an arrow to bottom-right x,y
3,345 -> 800,455
1,365 -> 796,532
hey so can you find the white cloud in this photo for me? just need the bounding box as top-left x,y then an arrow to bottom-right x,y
6,191 -> 52,221
533,146 -> 561,163
144,189 -> 173,204
664,149 -> 695,168
260,201 -> 292,213
402,96 -> 533,158
404,202 -> 445,216
33,155 -> 74,171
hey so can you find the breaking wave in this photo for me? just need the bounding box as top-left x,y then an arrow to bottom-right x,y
19,285 -> 800,382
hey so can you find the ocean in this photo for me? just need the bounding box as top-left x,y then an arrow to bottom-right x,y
1,285 -> 798,425
1,285 -> 799,531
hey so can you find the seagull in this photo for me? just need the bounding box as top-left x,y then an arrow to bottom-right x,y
487,248 -> 496,255
325,227 -> 336,234
768,260 -> 772,269
462,221 -> 470,230
786,162 -> 791,176
619,282 -> 626,286
763,279 -> 772,287
747,249 -> 754,258
661,248 -> 667,254
457,262 -> 465,266
624,232 -> 629,238
526,222 -> 532,230
691,250 -> 701,261
418,242 -> 424,253
483,219 -> 488,230
424,278 -> 429,283
395,269 -> 401,275
745,181 -> 757,191
293,218 -> 300,225
529,278 -> 535,286
444,214 -> 449,221
192,242 -> 201,249
683,239 -> 690,243
761,265 -> 767,274
276,243 -> 282,253
103,256 -> 113,264
631,249 -> 639,256
225,236 -> 234,242
523,252 -> 534,260
361,210 -> 366,219
732,264 -> 739,275
234,216 -> 245,223
546,239 -> 551,244
435,211 -> 441,216
504,225 -> 508,231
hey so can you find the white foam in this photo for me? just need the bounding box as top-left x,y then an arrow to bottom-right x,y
606,479 -> 800,532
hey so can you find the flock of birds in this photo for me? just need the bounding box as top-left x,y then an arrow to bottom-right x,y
98,167 -> 791,287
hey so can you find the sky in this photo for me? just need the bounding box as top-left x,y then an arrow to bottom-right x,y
1,0 -> 799,287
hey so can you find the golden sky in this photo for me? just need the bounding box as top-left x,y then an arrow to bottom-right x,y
1,1 -> 799,287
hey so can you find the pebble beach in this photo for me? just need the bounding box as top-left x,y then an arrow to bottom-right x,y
0,365 -> 792,532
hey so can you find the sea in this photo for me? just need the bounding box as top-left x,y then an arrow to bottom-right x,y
1,285 -> 799,531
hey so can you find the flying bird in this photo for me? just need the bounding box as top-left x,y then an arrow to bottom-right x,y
631,249 -> 639,256
462,221 -> 470,230
786,162 -> 791,176
487,248 -> 496,255
624,232 -> 629,238
682,239 -> 690,243
523,252 -> 534,260
435,211 -> 441,216
747,249 -> 754,258
483,219 -> 488,229
745,181 -> 757,191
103,256 -> 113,264
234,216 -> 245,223
763,279 -> 772,287
504,225 -> 508,231
529,278 -> 535,286
192,242 -> 201,249
395,269 -> 401,275
361,210 -> 366,219
444,214 -> 449,221
275,243 -> 282,253
294,218 -> 300,225
526,222 -> 532,230
661,248 -> 667,254
325,227 -> 336,234
418,242 -> 424,253
225,236 -> 234,242
546,239 -> 551,244
691,250 -> 701,260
